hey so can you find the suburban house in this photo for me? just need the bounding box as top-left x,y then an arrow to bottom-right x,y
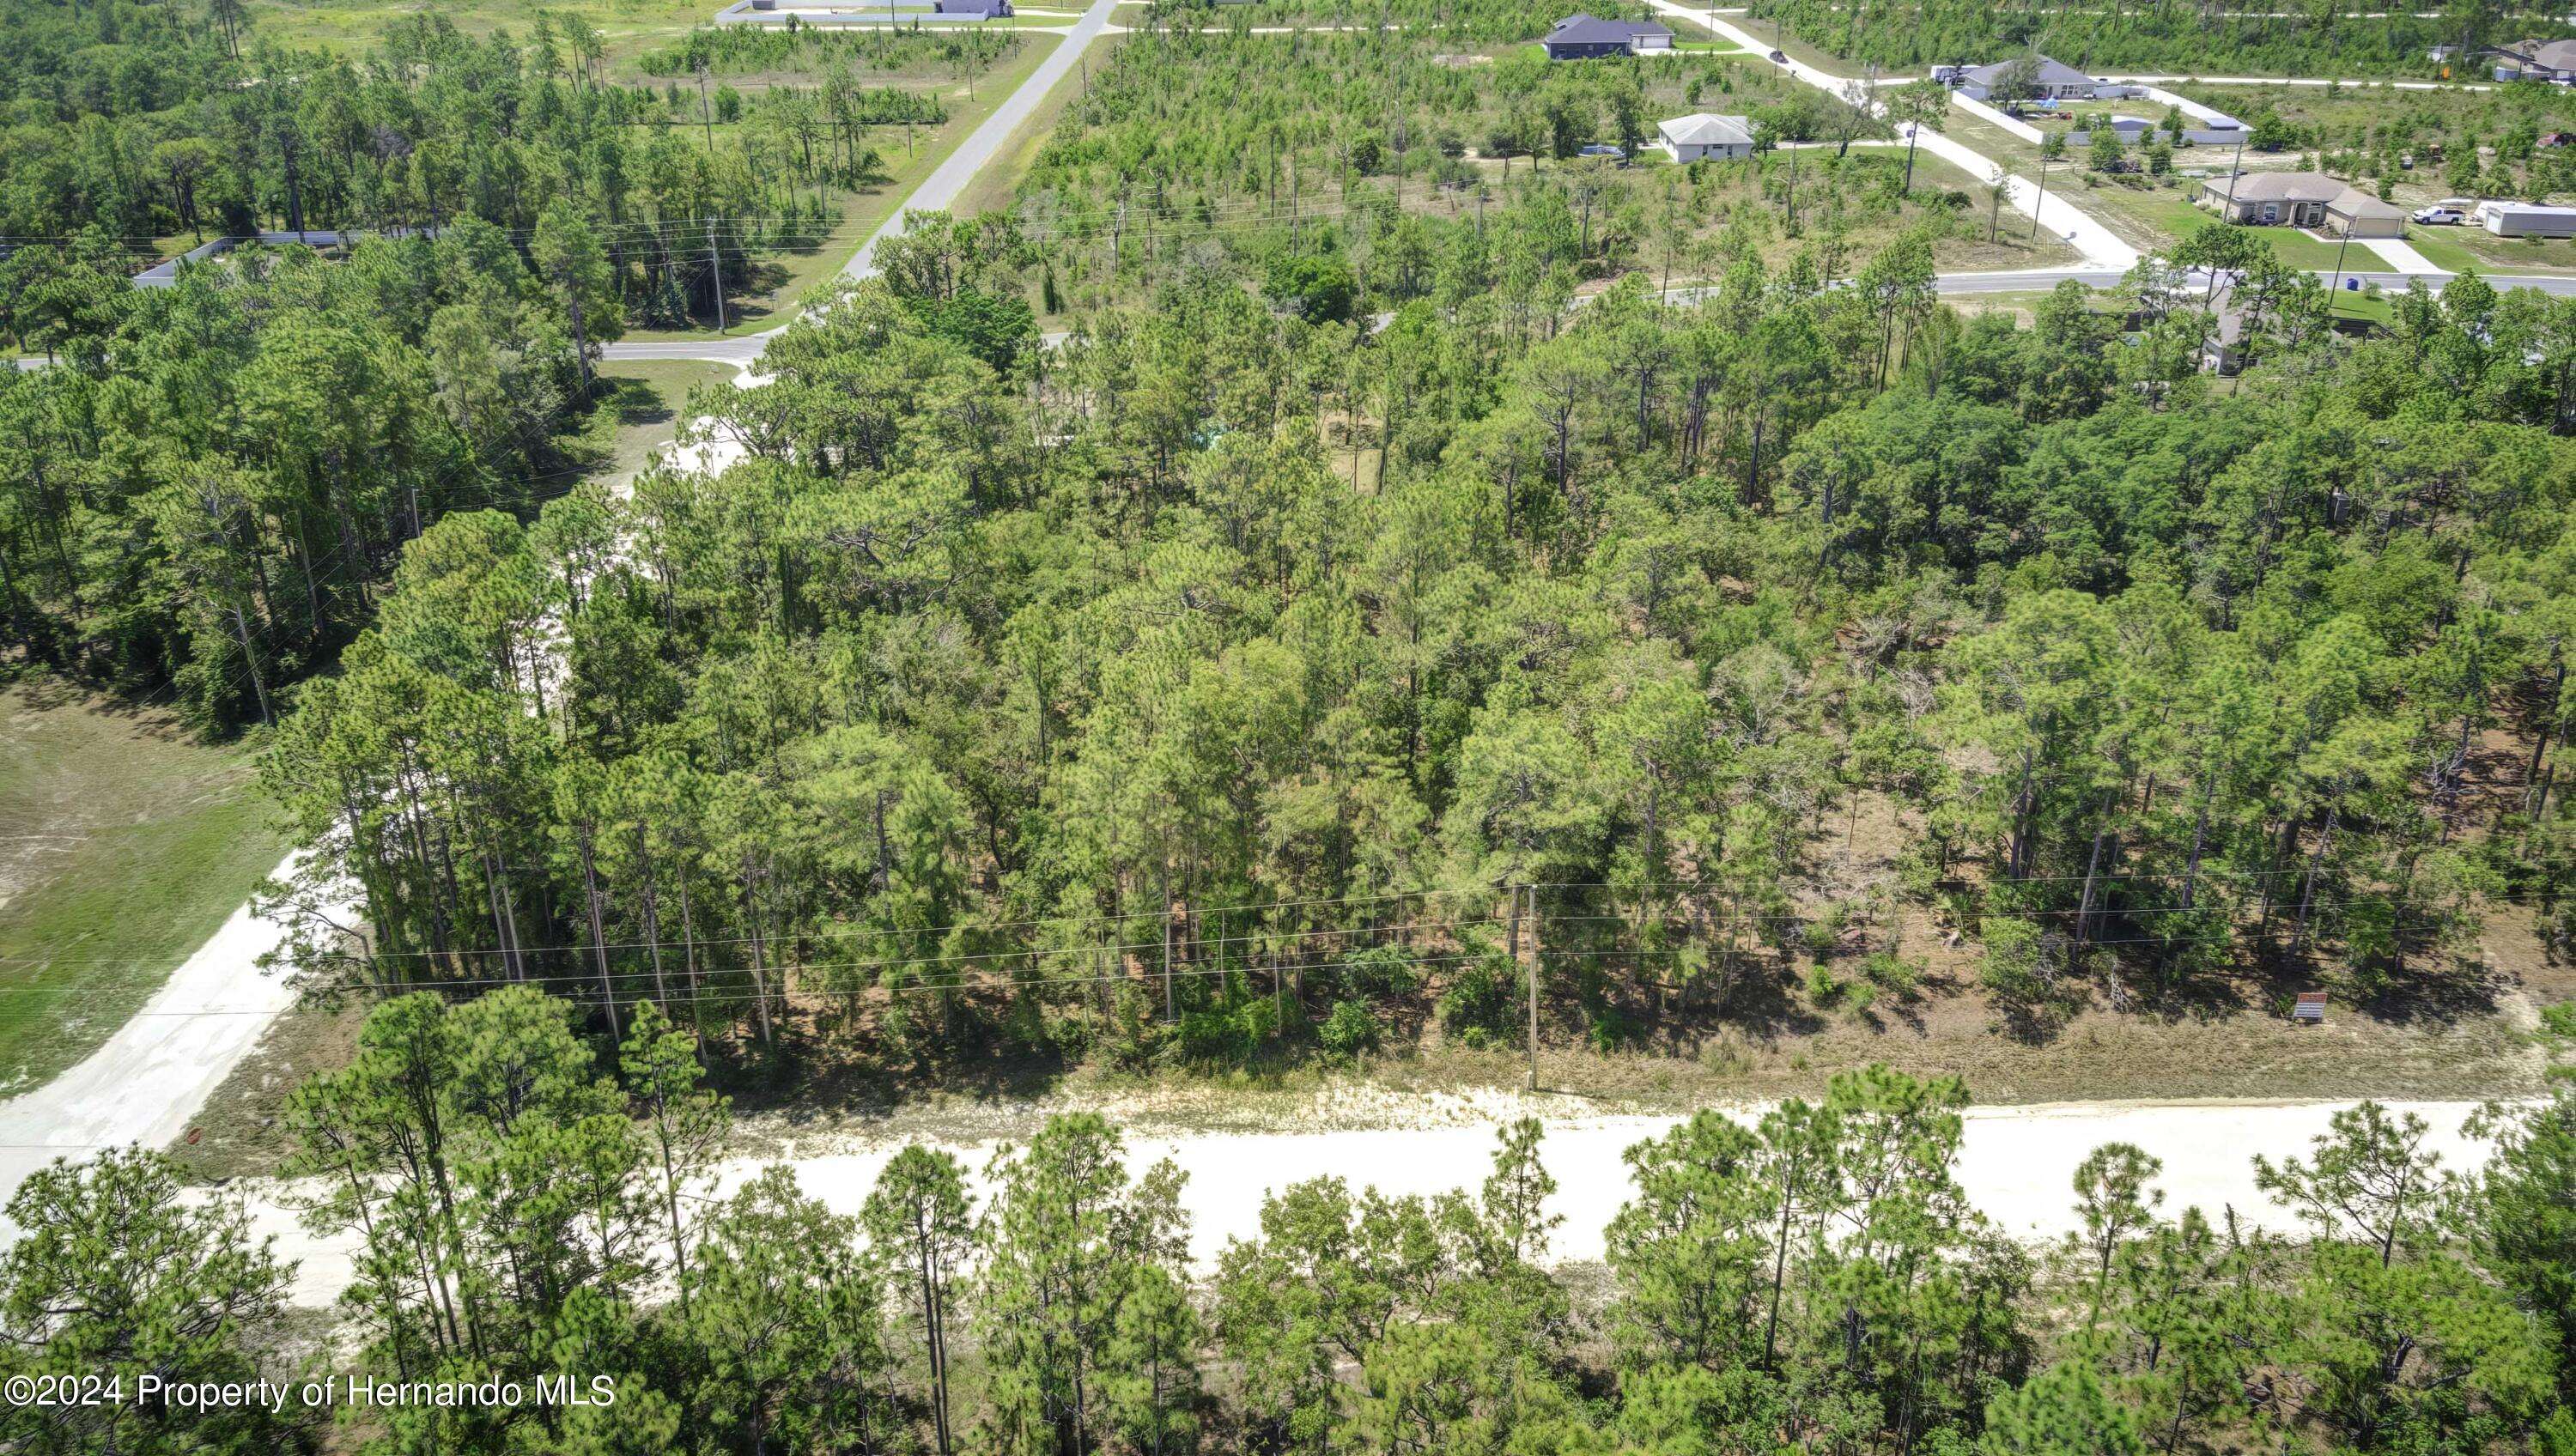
1541,15 -> 1673,58
2488,38 -> 2576,82
2197,172 -> 2407,237
1657,112 -> 1755,161
1937,53 -> 2101,102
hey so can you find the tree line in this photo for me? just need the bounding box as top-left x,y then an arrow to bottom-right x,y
0,1 -> 1011,326
1745,0 -> 2549,76
249,186 -> 2576,1087
3,995 -> 2570,1456
0,215 -> 623,728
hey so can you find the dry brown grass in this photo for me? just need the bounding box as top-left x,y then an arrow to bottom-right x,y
169,1001 -> 368,1184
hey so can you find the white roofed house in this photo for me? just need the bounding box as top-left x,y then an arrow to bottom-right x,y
1657,112 -> 1755,162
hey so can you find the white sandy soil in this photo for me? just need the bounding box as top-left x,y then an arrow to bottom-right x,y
234,1092 -> 2506,1307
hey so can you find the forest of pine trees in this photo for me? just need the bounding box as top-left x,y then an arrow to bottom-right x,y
4,1 -> 2576,1450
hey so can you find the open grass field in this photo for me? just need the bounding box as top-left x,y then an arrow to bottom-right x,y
251,0 -> 710,69
2181,79 -> 2576,151
251,0 -> 1044,86
569,359 -> 750,482
0,680 -> 290,1099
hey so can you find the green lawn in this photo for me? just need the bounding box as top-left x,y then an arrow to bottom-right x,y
0,680 -> 291,1098
572,360 -> 750,484
2403,222 -> 2576,276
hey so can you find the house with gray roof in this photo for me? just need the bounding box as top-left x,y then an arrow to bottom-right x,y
1657,112 -> 1755,161
1939,53 -> 2100,101
2488,38 -> 2576,82
1541,15 -> 1673,58
2198,172 -> 2407,237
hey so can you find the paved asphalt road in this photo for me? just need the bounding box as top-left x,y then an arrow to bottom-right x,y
841,0 -> 1118,282
596,0 -> 1115,369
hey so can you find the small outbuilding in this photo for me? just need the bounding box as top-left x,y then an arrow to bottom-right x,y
1656,112 -> 1755,161
2478,200 -> 2576,237
1541,14 -> 1673,58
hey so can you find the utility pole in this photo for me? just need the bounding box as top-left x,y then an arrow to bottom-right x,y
2030,144 -> 2052,242
708,217 -> 727,330
2207,133 -> 2249,308
1513,883 -> 1538,1092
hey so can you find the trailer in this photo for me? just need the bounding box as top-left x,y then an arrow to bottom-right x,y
2476,201 -> 2576,238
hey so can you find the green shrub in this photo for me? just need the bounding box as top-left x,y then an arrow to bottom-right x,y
1440,955 -> 1518,1045
1806,964 -> 1844,1007
1176,994 -> 1281,1069
1319,998 -> 1381,1063
1341,943 -> 1421,1000
1859,950 -> 1923,997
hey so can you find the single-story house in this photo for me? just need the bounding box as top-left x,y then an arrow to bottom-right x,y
1938,53 -> 2100,102
2197,172 -> 2406,237
1657,112 -> 1755,161
2488,38 -> 2576,82
1541,14 -> 1672,58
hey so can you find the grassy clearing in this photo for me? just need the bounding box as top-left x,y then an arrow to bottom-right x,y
167,1002 -> 367,1182
0,680 -> 290,1098
250,0 -> 710,70
2180,80 -> 2576,149
567,359 -> 748,484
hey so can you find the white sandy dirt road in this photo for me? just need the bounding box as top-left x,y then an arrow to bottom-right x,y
0,853 -> 340,1229
233,1093 -> 2512,1307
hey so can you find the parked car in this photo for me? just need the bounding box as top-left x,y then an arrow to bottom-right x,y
1577,143 -> 1627,162
2412,200 -> 2475,224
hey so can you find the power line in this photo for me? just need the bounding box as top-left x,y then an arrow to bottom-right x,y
0,946 -> 1495,1025
0,886 -> 1461,974
0,884 -> 2553,1004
